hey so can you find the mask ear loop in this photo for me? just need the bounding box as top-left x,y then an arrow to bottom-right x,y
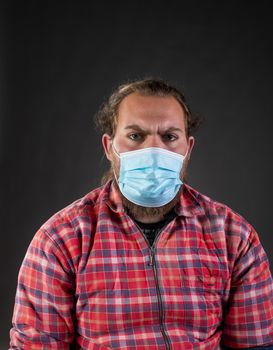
183,147 -> 189,160
183,140 -> 192,160
110,139 -> 121,159
110,140 -> 120,184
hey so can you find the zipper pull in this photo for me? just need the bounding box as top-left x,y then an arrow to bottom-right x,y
149,251 -> 154,267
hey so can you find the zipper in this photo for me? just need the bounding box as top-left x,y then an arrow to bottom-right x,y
149,247 -> 171,350
129,213 -> 178,349
134,222 -> 171,350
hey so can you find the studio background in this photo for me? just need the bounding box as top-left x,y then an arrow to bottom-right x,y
1,1 -> 273,348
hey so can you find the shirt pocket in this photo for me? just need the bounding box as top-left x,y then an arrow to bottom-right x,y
180,273 -> 226,337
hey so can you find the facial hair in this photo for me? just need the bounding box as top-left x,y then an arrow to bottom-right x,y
111,156 -> 189,221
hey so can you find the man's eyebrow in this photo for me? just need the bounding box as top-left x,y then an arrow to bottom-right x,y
161,127 -> 183,133
124,124 -> 145,131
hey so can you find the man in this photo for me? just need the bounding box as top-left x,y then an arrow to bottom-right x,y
10,78 -> 273,349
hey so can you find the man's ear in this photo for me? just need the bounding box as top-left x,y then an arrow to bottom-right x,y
187,136 -> 195,159
102,134 -> 113,162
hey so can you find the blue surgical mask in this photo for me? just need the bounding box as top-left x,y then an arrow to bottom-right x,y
112,144 -> 187,207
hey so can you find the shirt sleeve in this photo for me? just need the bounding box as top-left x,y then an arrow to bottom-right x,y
9,228 -> 76,349
221,227 -> 273,348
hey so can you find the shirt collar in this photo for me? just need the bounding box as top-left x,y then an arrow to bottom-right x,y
104,181 -> 205,217
174,184 -> 205,217
104,181 -> 126,213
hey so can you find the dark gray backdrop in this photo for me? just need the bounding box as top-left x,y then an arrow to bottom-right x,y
1,1 -> 273,348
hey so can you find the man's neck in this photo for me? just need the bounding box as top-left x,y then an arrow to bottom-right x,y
132,207 -> 178,224
132,213 -> 167,224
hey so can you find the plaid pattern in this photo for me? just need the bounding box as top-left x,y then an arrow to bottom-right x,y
10,181 -> 273,349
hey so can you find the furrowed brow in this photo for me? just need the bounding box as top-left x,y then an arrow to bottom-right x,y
124,125 -> 184,134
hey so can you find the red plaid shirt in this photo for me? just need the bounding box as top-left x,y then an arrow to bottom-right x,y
10,181 -> 273,349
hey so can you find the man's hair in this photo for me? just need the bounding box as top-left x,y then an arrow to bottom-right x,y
95,78 -> 201,184
95,77 -> 200,139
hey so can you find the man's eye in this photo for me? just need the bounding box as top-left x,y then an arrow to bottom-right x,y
129,133 -> 142,141
162,134 -> 177,142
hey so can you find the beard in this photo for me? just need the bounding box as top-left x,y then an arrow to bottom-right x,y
111,157 -> 189,221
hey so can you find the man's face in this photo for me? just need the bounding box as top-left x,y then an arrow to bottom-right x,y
102,92 -> 195,220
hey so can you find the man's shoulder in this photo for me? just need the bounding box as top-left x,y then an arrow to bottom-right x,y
25,183 -> 112,273
40,182 -> 111,236
184,184 -> 252,233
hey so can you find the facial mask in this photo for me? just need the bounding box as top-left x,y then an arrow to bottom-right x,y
112,144 -> 186,207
